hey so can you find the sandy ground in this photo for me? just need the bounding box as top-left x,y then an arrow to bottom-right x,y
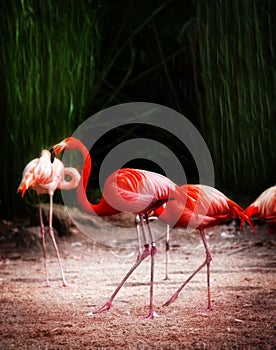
0,210 -> 275,349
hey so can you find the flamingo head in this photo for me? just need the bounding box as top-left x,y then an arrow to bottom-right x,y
50,136 -> 89,164
49,137 -> 73,163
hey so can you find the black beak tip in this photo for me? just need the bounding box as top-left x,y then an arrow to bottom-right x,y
50,148 -> 55,163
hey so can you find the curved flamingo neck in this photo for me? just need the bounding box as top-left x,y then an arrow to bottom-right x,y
60,167 -> 81,191
65,137 -> 119,216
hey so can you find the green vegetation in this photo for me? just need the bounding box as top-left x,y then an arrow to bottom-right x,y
188,0 -> 275,194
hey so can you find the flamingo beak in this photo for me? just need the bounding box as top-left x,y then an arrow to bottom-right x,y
50,147 -> 56,163
49,140 -> 68,161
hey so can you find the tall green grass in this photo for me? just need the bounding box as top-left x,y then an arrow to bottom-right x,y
188,0 -> 275,195
0,0 -> 100,217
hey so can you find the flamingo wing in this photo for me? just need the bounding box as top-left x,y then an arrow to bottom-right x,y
195,185 -> 255,230
103,168 -> 189,214
17,158 -> 39,197
156,199 -> 216,229
156,184 -> 255,231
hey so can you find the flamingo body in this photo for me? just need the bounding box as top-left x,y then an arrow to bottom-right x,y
156,184 -> 251,229
103,168 -> 185,215
18,150 -> 80,196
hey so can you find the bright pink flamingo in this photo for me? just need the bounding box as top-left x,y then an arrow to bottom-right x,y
51,136 -> 193,319
17,150 -> 80,287
244,185 -> 276,232
155,184 -> 255,311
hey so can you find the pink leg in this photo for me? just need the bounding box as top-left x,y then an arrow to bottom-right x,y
164,224 -> 170,280
48,194 -> 70,287
141,243 -> 157,320
135,215 -> 143,261
201,231 -> 212,311
94,214 -> 156,317
93,243 -> 151,314
141,215 -> 158,320
163,230 -> 213,311
38,197 -> 51,287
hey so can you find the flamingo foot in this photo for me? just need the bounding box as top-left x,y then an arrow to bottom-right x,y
198,306 -> 213,313
206,303 -> 213,312
45,282 -> 52,288
141,310 -> 159,320
163,292 -> 179,307
62,281 -> 72,287
92,301 -> 112,314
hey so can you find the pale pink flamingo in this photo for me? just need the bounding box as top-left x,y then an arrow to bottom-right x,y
17,150 -> 80,287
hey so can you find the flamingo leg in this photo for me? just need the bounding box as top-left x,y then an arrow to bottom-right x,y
135,215 -> 143,260
38,196 -> 51,287
164,224 -> 170,280
93,244 -> 151,314
201,230 -> 213,311
163,229 -> 213,311
141,214 -> 157,320
48,194 -> 70,287
93,214 -> 153,316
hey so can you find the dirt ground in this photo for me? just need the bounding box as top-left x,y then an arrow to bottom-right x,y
0,208 -> 275,349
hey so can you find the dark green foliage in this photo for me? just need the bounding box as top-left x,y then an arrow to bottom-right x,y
187,0 -> 275,194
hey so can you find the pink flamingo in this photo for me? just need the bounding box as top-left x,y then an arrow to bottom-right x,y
51,136 -> 193,319
155,184 -> 255,311
244,185 -> 276,232
17,149 -> 80,287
